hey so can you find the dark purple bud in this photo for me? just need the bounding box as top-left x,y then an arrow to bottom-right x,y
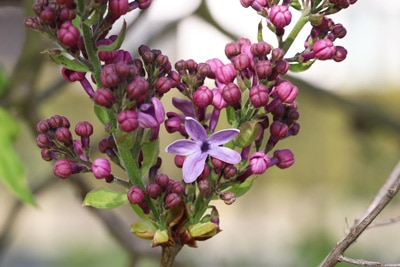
126,76 -> 149,101
127,186 -> 145,204
273,149 -> 295,169
333,46 -> 347,62
53,159 -> 72,179
155,173 -> 170,188
313,39 -> 335,60
164,193 -> 181,209
289,122 -> 300,136
62,68 -> 85,82
75,121 -> 93,137
55,127 -> 72,144
41,148 -> 53,161
146,183 -> 162,199
59,6 -> 76,21
249,84 -> 269,108
93,88 -> 115,108
255,60 -> 272,79
174,155 -> 185,168
275,80 -> 298,103
109,0 -> 129,16
223,165 -> 237,178
332,23 -> 347,39
250,41 -> 271,57
165,112 -> 183,134
117,110 -> 139,132
270,121 -> 289,138
220,192 -> 236,205
36,134 -> 50,148
249,152 -> 270,174
222,83 -> 241,105
271,48 -> 284,60
269,5 -> 292,29
273,60 -> 289,75
193,86 -> 213,108
233,54 -> 251,71
155,76 -> 174,94
100,64 -> 119,88
225,41 -> 241,59
40,7 -> 56,23
211,158 -> 226,170
36,120 -> 50,134
57,21 -> 79,47
47,115 -> 64,129
91,158 -> 111,179
97,38 -> 118,62
170,181 -> 185,195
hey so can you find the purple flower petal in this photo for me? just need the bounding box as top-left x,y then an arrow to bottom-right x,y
150,97 -> 165,123
137,112 -> 158,128
208,128 -> 239,145
208,146 -> 241,164
185,117 -> 207,141
182,151 -> 208,183
172,97 -> 196,118
165,139 -> 199,155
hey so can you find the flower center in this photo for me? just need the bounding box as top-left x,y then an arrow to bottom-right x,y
201,141 -> 210,153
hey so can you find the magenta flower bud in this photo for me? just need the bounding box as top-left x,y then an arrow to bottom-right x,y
97,38 -> 118,62
61,68 -> 86,82
205,58 -> 224,79
136,0 -> 152,9
332,23 -> 347,39
233,54 -> 251,71
250,41 -> 271,57
174,155 -> 185,168
313,39 -> 335,60
146,183 -> 162,199
75,121 -> 93,137
215,63 -> 236,84
269,5 -> 292,29
170,181 -> 185,195
126,76 -> 149,101
164,193 -> 181,209
220,192 -> 236,205
273,149 -> 295,169
41,148 -> 53,161
40,7 -> 56,23
222,83 -> 241,105
193,86 -> 213,108
250,152 -> 270,174
225,42 -> 241,59
223,165 -> 237,178
271,48 -> 284,60
127,186 -> 145,204
93,88 -> 115,108
36,120 -> 50,134
91,158 -> 111,179
240,0 -> 255,7
197,178 -> 211,192
36,134 -> 50,148
212,88 -> 228,109
55,127 -> 72,144
333,46 -> 347,62
275,80 -> 298,103
273,60 -> 289,75
57,21 -> 79,47
117,110 -> 139,132
100,64 -> 119,88
109,0 -> 129,16
255,60 -> 272,79
154,173 -> 170,188
290,122 -> 300,136
155,76 -> 174,94
53,159 -> 72,179
59,6 -> 76,21
165,112 -> 182,134
249,84 -> 269,108
270,121 -> 289,138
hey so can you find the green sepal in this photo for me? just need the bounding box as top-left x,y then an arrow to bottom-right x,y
226,179 -> 253,198
44,49 -> 90,72
82,187 -> 128,209
188,222 -> 218,239
140,133 -> 159,179
233,120 -> 261,148
152,229 -> 169,247
226,105 -> 236,125
93,104 -> 110,125
0,108 -> 36,206
290,0 -> 302,10
97,20 -> 127,52
130,220 -> 156,240
289,61 -> 314,73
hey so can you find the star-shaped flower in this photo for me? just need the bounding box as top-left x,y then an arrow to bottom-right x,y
165,117 -> 241,183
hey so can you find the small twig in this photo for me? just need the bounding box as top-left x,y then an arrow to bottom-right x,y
368,216 -> 400,229
319,160 -> 400,267
338,255 -> 400,267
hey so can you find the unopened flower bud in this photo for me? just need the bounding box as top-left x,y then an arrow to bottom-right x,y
53,159 -> 72,179
36,134 -> 50,148
215,64 -> 236,84
57,21 -> 79,47
117,110 -> 139,132
270,121 -> 289,138
222,83 -> 241,105
146,183 -> 162,199
93,88 -> 115,108
313,39 -> 335,60
62,68 -> 85,82
273,149 -> 295,169
193,86 -> 213,108
220,192 -> 236,205
126,76 -> 149,101
250,41 -> 271,57
75,121 -> 93,137
333,46 -> 347,62
255,60 -> 272,79
269,5 -> 292,29
109,0 -> 129,17
250,152 -> 270,174
127,186 -> 145,204
233,54 -> 250,71
91,158 -> 111,179
164,193 -> 181,209
155,173 -> 170,188
249,84 -> 269,108
55,127 -> 72,144
275,80 -> 298,103
170,181 -> 185,195
225,42 -> 241,59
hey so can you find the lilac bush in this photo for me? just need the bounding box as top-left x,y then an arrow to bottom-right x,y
24,0 -> 358,265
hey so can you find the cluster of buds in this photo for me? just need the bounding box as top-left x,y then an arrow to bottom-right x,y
36,115 -> 113,180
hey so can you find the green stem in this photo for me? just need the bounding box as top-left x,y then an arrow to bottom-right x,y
81,21 -> 103,87
281,9 -> 310,55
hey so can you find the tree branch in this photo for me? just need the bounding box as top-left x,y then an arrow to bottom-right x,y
338,255 -> 400,267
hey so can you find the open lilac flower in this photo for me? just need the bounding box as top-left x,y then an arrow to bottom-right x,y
165,117 -> 241,183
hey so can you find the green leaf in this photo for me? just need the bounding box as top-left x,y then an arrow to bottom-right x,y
93,104 -> 110,125
289,61 -> 314,73
0,66 -> 7,97
97,20 -> 127,52
82,187 -> 128,209
226,179 -> 253,198
290,0 -> 302,10
130,220 -> 156,240
140,134 -> 159,178
44,49 -> 90,72
0,108 -> 36,205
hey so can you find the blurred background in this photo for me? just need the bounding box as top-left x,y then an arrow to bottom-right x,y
1,0 -> 400,266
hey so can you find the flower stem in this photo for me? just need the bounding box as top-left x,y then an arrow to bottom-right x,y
281,9 -> 310,55
160,244 -> 183,267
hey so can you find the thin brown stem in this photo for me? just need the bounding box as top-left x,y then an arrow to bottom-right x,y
338,255 -> 400,267
160,244 -> 183,267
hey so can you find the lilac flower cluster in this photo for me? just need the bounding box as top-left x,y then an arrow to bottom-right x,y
28,0 -> 356,256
